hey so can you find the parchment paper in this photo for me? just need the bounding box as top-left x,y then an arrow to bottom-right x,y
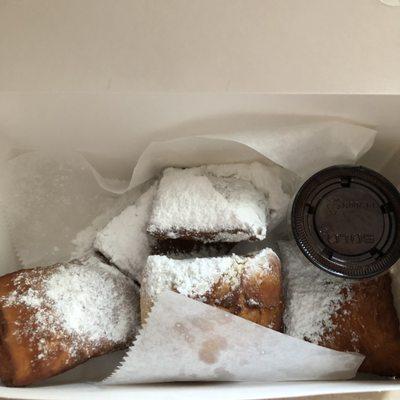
104,291 -> 364,384
0,121 -> 375,267
0,151 -> 145,267
127,121 -> 375,190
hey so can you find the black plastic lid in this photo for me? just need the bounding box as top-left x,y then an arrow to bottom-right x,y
291,165 -> 400,279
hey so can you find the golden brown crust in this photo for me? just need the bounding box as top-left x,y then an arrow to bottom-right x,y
141,251 -> 283,331
0,266 -> 131,387
317,274 -> 400,377
204,251 -> 283,330
0,282 -> 14,385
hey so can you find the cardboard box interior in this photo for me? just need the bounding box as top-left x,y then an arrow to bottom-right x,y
1,93 -> 400,399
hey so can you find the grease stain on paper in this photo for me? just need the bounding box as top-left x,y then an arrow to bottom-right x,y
189,316 -> 215,332
198,336 -> 228,364
174,322 -> 195,344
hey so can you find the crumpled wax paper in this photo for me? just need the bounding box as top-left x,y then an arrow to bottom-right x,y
0,151 -> 149,267
0,121 -> 375,268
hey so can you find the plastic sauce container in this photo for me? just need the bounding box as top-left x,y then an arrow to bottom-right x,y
291,165 -> 400,279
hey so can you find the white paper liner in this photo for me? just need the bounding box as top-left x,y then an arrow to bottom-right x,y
128,121 -> 375,190
0,151 -> 118,267
0,151 -> 153,267
0,120 -> 376,385
104,291 -> 364,384
0,121 -> 375,268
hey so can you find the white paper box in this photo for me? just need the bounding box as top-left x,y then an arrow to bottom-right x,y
1,0 -> 400,93
1,93 -> 400,399
2,1 -> 400,397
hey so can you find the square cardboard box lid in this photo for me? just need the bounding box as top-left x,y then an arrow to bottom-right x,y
1,0 -> 400,93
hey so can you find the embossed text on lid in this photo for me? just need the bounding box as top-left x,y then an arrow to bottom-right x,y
291,165 -> 400,279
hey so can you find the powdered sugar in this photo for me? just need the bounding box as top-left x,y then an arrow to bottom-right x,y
144,255 -> 233,299
205,162 -> 290,229
279,241 -> 352,343
71,226 -> 97,259
147,166 -> 270,242
142,248 -> 275,303
1,257 -> 140,360
94,185 -> 156,282
70,183 -> 153,261
45,260 -> 138,343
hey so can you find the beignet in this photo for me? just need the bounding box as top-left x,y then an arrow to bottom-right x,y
0,257 -> 139,386
280,240 -> 400,377
147,166 -> 268,242
141,248 -> 283,330
94,184 -> 156,283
